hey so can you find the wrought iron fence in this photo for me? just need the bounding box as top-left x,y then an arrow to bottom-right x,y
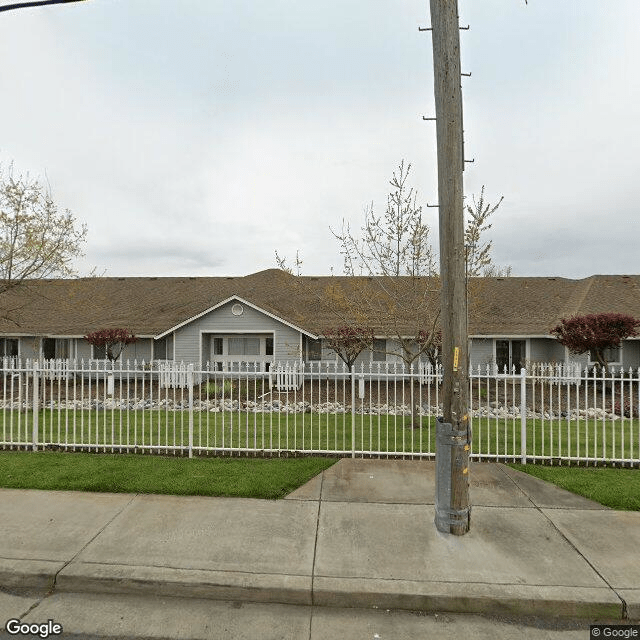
0,358 -> 638,465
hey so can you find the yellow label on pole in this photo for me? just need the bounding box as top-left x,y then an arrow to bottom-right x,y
453,347 -> 459,371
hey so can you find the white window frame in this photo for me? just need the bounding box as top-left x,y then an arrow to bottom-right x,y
202,332 -> 276,364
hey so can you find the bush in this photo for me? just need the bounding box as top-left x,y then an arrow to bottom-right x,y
203,380 -> 233,399
613,398 -> 639,418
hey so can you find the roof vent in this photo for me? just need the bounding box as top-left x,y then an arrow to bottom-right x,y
226,277 -> 235,280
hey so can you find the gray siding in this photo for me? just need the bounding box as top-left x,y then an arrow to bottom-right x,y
470,338 -> 494,370
529,338 -> 565,365
77,338 -> 92,360
383,339 -> 407,365
19,337 -> 40,359
121,338 -> 152,362
173,300 -> 303,365
318,339 -> 421,372
622,340 -> 640,369
76,337 -> 152,362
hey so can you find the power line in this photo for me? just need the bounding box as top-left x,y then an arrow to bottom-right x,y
0,0 -> 88,13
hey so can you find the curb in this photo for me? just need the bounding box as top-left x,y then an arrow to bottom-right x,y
43,562 -> 626,620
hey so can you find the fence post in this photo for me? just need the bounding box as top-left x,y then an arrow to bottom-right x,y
32,360 -> 39,452
520,367 -> 527,464
351,367 -> 356,458
188,364 -> 194,459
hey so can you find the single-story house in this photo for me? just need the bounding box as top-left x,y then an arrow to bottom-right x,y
0,270 -> 639,373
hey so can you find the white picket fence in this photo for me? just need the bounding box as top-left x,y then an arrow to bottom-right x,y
0,358 -> 638,465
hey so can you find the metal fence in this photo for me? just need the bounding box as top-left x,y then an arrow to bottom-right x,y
1,358 -> 638,466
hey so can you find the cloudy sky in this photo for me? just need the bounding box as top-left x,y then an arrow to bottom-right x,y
0,0 -> 638,278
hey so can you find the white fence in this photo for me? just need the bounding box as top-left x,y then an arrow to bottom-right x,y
0,358 -> 638,466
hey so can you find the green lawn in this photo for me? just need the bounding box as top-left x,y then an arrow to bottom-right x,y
0,449 -> 636,511
509,464 -> 640,511
1,409 -> 639,461
0,450 -> 336,499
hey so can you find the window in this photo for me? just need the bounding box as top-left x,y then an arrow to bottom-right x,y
495,339 -> 525,373
590,346 -> 621,365
92,343 -> 106,359
209,334 -> 273,365
44,338 -> 70,360
228,337 -> 260,356
372,339 -> 386,362
0,338 -> 18,358
306,338 -> 322,361
154,337 -> 168,360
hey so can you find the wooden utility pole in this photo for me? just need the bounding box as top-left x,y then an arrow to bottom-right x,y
429,0 -> 470,535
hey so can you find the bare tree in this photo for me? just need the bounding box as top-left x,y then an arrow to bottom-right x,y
275,162 -> 508,424
276,162 -> 510,368
0,163 -> 87,300
334,160 -> 437,278
329,161 -> 440,365
464,186 -> 510,277
274,249 -> 303,276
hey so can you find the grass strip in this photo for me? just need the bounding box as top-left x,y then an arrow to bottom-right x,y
3,409 -> 639,461
0,451 -> 336,499
509,463 -> 640,511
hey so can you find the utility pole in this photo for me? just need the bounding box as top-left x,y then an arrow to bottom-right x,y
429,0 -> 471,535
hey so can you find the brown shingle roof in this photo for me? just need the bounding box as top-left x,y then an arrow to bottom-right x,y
0,270 -> 638,338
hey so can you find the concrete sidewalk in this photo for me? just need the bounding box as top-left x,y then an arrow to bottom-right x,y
0,461 -> 638,621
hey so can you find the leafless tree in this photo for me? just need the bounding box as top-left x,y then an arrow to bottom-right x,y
0,163 -> 87,302
328,162 -> 439,366
275,162 -> 509,424
464,186 -> 510,277
334,160 -> 437,279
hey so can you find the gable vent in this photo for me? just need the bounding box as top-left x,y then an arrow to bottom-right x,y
231,303 -> 244,316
